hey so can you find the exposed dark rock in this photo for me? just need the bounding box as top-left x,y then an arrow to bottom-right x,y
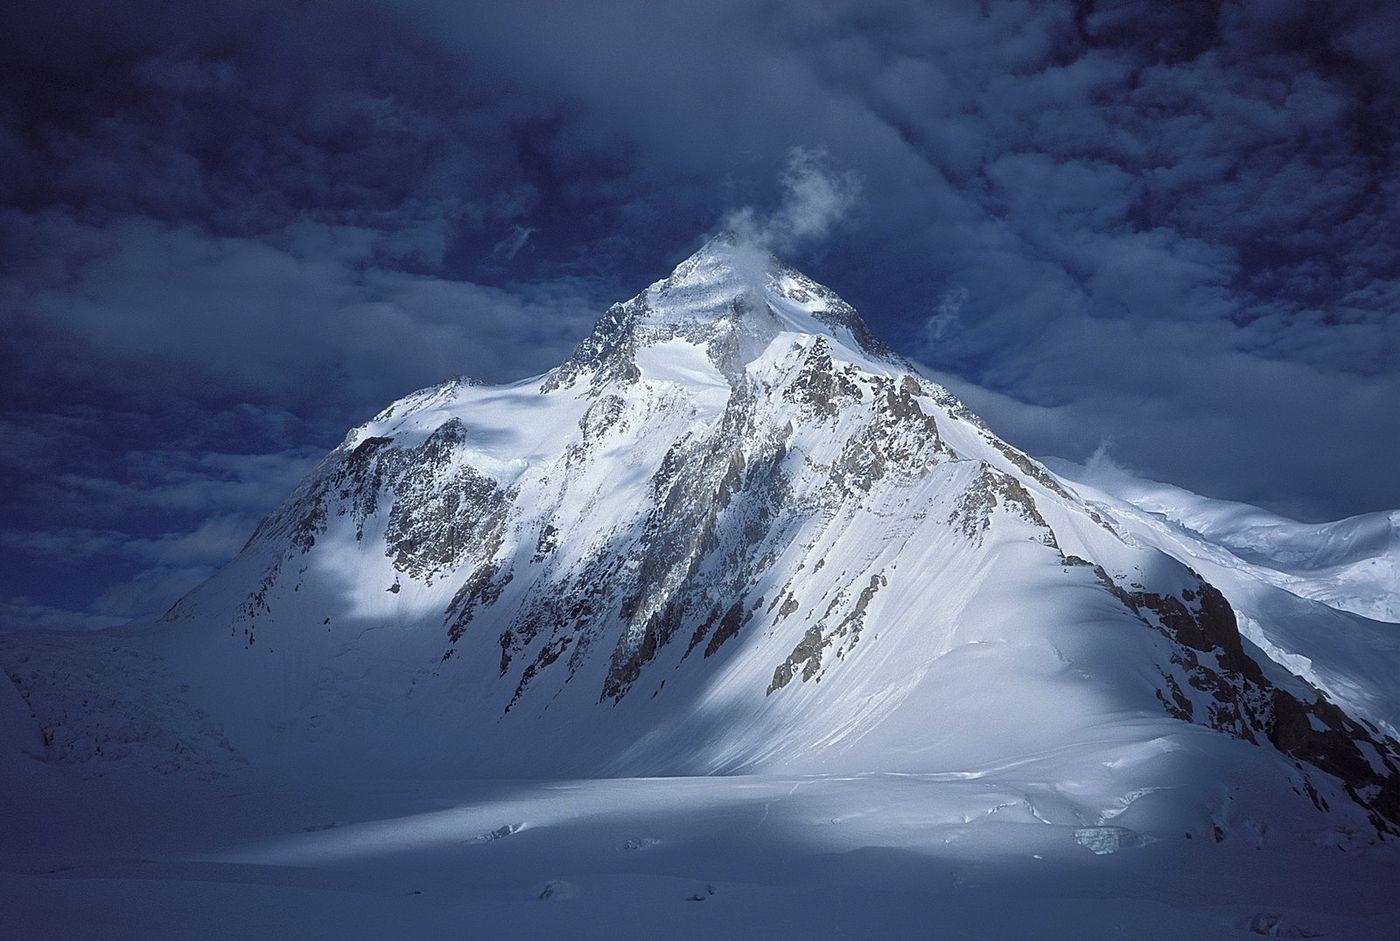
768,573 -> 886,694
783,337 -> 863,418
532,523 -> 559,562
1091,563 -> 1400,834
446,560 -> 511,645
702,601 -> 747,658
541,300 -> 645,394
769,624 -> 827,695
988,436 -> 1072,499
507,638 -> 573,713
951,464 -> 1058,548
599,390 -> 791,702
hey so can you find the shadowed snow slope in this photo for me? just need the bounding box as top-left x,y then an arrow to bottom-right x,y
3,236 -> 1400,938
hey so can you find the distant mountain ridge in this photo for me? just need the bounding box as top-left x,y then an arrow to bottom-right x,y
1045,457 -> 1400,625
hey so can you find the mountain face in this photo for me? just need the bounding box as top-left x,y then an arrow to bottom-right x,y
153,235 -> 1399,836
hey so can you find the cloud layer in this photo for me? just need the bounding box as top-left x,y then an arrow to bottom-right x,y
2,0 -> 1396,626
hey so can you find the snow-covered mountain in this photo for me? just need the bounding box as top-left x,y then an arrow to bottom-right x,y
76,232 -> 1380,840
5,233 -> 1400,936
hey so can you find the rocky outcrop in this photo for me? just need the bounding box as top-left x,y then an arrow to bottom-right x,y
768,572 -> 886,694
541,300 -> 644,394
1084,560 -> 1400,834
952,464 -> 1057,548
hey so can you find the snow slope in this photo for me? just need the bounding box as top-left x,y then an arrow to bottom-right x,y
3,233 -> 1399,938
1047,457 -> 1400,624
1045,457 -> 1400,744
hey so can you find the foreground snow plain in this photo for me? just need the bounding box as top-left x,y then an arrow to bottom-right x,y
5,734 -> 1399,939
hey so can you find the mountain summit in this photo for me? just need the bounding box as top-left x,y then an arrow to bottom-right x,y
545,233 -> 898,395
61,235 -> 1400,838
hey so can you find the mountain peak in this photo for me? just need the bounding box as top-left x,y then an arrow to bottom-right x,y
641,232 -> 898,361
655,231 -> 781,298
543,234 -> 901,394
672,227 -> 772,268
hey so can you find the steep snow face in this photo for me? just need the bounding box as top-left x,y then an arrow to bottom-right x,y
149,236 -> 1400,837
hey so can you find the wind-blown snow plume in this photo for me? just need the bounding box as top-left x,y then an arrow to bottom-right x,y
925,286 -> 969,342
725,147 -> 860,254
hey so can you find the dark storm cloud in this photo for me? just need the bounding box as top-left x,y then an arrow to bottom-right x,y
1,0 -> 1396,627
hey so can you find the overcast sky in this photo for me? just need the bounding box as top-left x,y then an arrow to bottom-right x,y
2,0 -> 1397,629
